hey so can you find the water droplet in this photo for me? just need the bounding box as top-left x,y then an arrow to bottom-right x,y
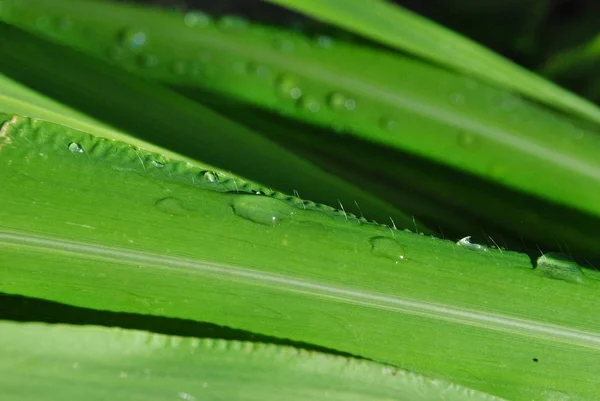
456,236 -> 488,251
536,253 -> 585,284
53,16 -> 72,31
328,92 -> 355,110
379,117 -> 400,131
118,28 -> 147,50
231,61 -> 246,74
171,60 -> 188,75
136,53 -> 158,68
231,195 -> 295,226
457,131 -> 476,147
276,75 -> 302,100
36,16 -> 50,29
219,16 -> 248,31
274,37 -> 295,52
448,92 -> 465,105
370,236 -> 406,262
68,142 -> 83,153
184,11 -> 211,28
155,197 -> 189,216
201,170 -> 219,183
299,96 -> 320,112
107,46 -> 126,60
316,35 -> 333,48
246,62 -> 270,78
151,159 -> 165,168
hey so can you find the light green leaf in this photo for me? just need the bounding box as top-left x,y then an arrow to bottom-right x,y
0,322 -> 506,401
2,115 -> 600,400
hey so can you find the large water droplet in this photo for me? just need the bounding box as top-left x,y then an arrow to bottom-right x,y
231,195 -> 295,226
456,236 -> 488,251
536,253 -> 585,284
118,28 -> 147,50
156,197 -> 189,216
68,142 -> 83,153
184,11 -> 211,28
370,236 -> 406,262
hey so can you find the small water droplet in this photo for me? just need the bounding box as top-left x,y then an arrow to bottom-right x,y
536,253 -> 585,284
276,75 -> 302,100
151,159 -> 165,168
171,60 -> 188,75
457,131 -> 476,147
456,236 -> 488,251
219,16 -> 248,31
379,117 -> 400,131
184,11 -> 211,28
36,16 -> 50,29
231,60 -> 247,74
274,37 -> 295,52
68,142 -> 83,153
155,197 -> 189,216
328,92 -> 355,110
246,62 -> 270,78
107,46 -> 126,60
136,53 -> 158,68
299,96 -> 320,112
200,170 -> 219,183
370,236 -> 406,262
315,35 -> 333,48
55,16 -> 72,31
231,195 -> 295,226
118,28 -> 147,50
448,92 -> 465,105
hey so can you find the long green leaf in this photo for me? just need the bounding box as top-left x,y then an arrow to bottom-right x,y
5,0 -> 599,224
0,322 -> 505,401
0,22 -> 420,230
264,0 -> 600,125
2,115 -> 600,400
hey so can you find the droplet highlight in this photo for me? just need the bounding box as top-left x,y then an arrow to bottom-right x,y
379,117 -> 400,131
299,96 -> 321,113
231,195 -> 295,226
68,142 -> 84,153
202,170 -> 220,183
118,28 -> 147,50
328,92 -> 356,111
370,236 -> 406,262
536,253 -> 585,284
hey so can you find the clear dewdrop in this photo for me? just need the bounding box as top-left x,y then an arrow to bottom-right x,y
535,253 -> 585,284
456,236 -> 488,251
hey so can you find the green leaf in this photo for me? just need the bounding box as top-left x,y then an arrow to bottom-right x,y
2,115 -> 600,400
0,321 -> 506,401
0,22 -> 419,230
5,0 -> 599,228
264,0 -> 600,126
